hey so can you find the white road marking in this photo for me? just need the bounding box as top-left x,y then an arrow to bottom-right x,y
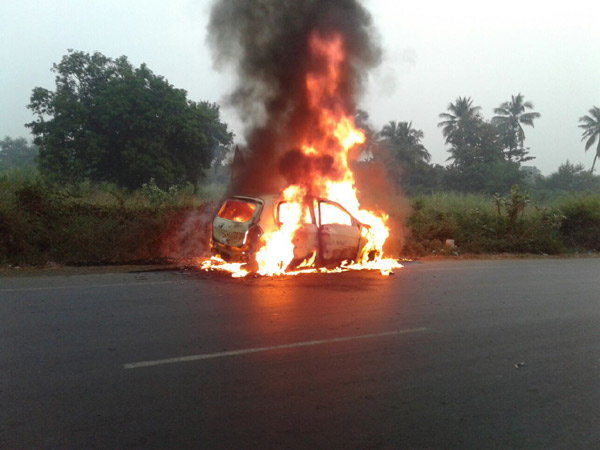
124,327 -> 428,369
0,280 -> 178,293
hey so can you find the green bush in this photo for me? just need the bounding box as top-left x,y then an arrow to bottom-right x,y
453,207 -> 564,254
404,200 -> 456,255
0,176 -> 214,266
404,188 -> 565,256
559,197 -> 600,251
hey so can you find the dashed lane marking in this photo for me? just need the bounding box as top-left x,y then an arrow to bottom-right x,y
124,327 -> 428,369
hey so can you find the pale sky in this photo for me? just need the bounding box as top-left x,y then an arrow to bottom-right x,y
1,0 -> 599,174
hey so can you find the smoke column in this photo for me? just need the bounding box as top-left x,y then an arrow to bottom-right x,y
207,0 -> 381,194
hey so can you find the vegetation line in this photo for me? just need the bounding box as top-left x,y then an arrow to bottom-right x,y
1,50 -> 599,265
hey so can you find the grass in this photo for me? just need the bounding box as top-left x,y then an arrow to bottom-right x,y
410,192 -> 496,215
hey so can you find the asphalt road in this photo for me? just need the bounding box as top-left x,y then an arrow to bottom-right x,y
1,259 -> 599,449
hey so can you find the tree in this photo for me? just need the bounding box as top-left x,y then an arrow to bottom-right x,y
579,106 -> 600,173
370,121 -> 433,193
27,50 -> 232,188
439,98 -> 520,193
540,160 -> 600,193
438,96 -> 481,144
445,117 -> 505,169
379,121 -> 431,166
492,93 -> 540,163
0,137 -> 38,171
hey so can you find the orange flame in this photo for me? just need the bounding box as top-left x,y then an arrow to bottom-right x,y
255,185 -> 306,276
203,31 -> 401,277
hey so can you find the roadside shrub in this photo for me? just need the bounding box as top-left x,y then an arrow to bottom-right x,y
559,197 -> 600,251
453,207 -> 563,254
404,199 -> 457,255
0,176 -> 213,266
404,188 -> 565,256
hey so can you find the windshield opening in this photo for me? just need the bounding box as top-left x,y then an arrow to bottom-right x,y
218,199 -> 257,223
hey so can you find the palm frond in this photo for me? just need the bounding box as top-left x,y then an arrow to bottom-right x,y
580,128 -> 594,139
579,116 -> 595,126
438,113 -> 456,120
579,108 -> 600,155
441,124 -> 453,135
493,107 -> 510,116
520,112 -> 541,126
491,115 -> 511,124
585,133 -> 598,151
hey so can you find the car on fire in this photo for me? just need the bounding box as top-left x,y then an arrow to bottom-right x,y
211,194 -> 373,269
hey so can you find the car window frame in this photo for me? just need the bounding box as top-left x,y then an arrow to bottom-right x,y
218,197 -> 263,224
317,199 -> 358,228
275,200 -> 316,226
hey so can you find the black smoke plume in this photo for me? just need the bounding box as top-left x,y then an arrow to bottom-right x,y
208,0 -> 381,194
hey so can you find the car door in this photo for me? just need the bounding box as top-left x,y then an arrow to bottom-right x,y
276,201 -> 318,262
317,200 -> 361,262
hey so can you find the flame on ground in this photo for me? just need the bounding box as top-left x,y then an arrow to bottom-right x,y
202,31 -> 402,278
200,256 -> 249,278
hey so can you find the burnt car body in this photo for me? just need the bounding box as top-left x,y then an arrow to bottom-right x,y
211,194 -> 371,268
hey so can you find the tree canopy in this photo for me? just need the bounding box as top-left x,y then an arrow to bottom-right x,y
438,96 -> 481,144
0,137 -> 38,172
379,121 -> 431,167
27,50 -> 232,188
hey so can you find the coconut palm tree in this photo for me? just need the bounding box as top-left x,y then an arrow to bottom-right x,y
438,97 -> 481,143
492,93 -> 540,162
579,106 -> 600,173
379,121 -> 431,166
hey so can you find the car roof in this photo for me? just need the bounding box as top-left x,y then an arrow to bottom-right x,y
229,194 -> 277,204
225,193 -> 364,225
228,193 -> 352,207
228,193 -> 333,201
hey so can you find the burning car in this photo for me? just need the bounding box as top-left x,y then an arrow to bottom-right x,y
200,23 -> 402,278
211,193 -> 373,271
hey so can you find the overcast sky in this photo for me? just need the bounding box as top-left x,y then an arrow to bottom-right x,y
1,0 -> 599,174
